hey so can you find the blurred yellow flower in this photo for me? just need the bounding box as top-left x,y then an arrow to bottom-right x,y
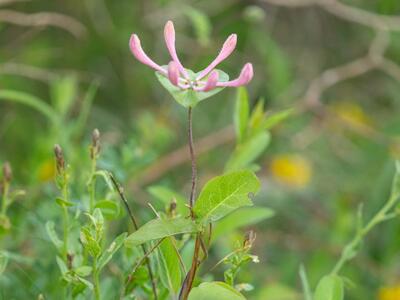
37,159 -> 55,182
331,101 -> 372,128
270,154 -> 312,188
378,285 -> 400,300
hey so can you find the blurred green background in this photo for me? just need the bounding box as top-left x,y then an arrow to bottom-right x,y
1,0 -> 400,299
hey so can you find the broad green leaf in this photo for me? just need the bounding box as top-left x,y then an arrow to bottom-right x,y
46,221 -> 63,250
0,252 -> 8,275
225,132 -> 270,172
314,275 -> 344,300
80,227 -> 101,258
156,237 -> 181,294
188,281 -> 246,300
97,232 -> 127,271
94,200 -> 120,220
262,108 -> 293,130
234,87 -> 250,142
147,185 -> 188,216
125,217 -> 199,248
212,207 -> 274,242
194,170 -> 260,223
74,266 -> 92,277
0,90 -> 58,123
155,69 -> 228,108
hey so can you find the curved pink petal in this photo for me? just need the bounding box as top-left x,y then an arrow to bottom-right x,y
164,20 -> 189,78
201,70 -> 219,92
217,63 -> 253,87
196,34 -> 237,80
129,34 -> 166,75
167,61 -> 180,86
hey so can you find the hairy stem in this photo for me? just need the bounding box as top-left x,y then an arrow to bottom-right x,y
109,174 -> 158,300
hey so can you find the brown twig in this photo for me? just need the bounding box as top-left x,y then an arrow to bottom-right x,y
0,9 -> 87,38
109,174 -> 158,300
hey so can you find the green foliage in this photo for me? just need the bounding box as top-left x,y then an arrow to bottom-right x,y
125,217 -> 199,248
156,237 -> 182,294
156,69 -> 228,107
314,275 -> 344,300
193,170 -> 260,223
188,282 -> 246,300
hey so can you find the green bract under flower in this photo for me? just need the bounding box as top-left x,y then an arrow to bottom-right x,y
156,68 -> 229,107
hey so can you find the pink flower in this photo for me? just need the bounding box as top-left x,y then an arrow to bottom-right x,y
129,20 -> 253,92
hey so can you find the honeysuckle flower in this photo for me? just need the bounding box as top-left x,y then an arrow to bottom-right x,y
129,20 -> 254,107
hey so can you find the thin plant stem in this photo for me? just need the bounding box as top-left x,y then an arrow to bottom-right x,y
179,107 -> 201,300
109,174 -> 158,300
331,192 -> 399,275
188,107 -> 197,212
88,167 -> 97,213
62,184 -> 69,259
0,182 -> 9,215
93,258 -> 101,300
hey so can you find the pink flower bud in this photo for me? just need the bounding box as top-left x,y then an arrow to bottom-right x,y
167,61 -> 180,86
218,63 -> 253,87
129,34 -> 166,74
164,21 -> 188,78
196,34 -> 237,80
202,70 -> 219,92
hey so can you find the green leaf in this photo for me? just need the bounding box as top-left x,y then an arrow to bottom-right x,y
55,197 -> 75,207
147,185 -> 188,216
156,238 -> 182,294
74,266 -> 92,277
225,132 -> 270,172
56,256 -> 68,275
45,221 -> 63,250
0,90 -> 58,123
0,252 -> 8,275
194,170 -> 261,223
314,275 -> 344,300
125,217 -> 199,248
97,232 -> 127,271
261,108 -> 293,130
188,281 -> 246,300
212,207 -> 274,242
94,200 -> 120,220
234,87 -> 250,143
155,69 -> 228,108
248,99 -> 265,131
80,227 -> 101,258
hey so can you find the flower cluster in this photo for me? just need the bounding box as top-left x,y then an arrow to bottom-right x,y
129,21 -> 253,95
